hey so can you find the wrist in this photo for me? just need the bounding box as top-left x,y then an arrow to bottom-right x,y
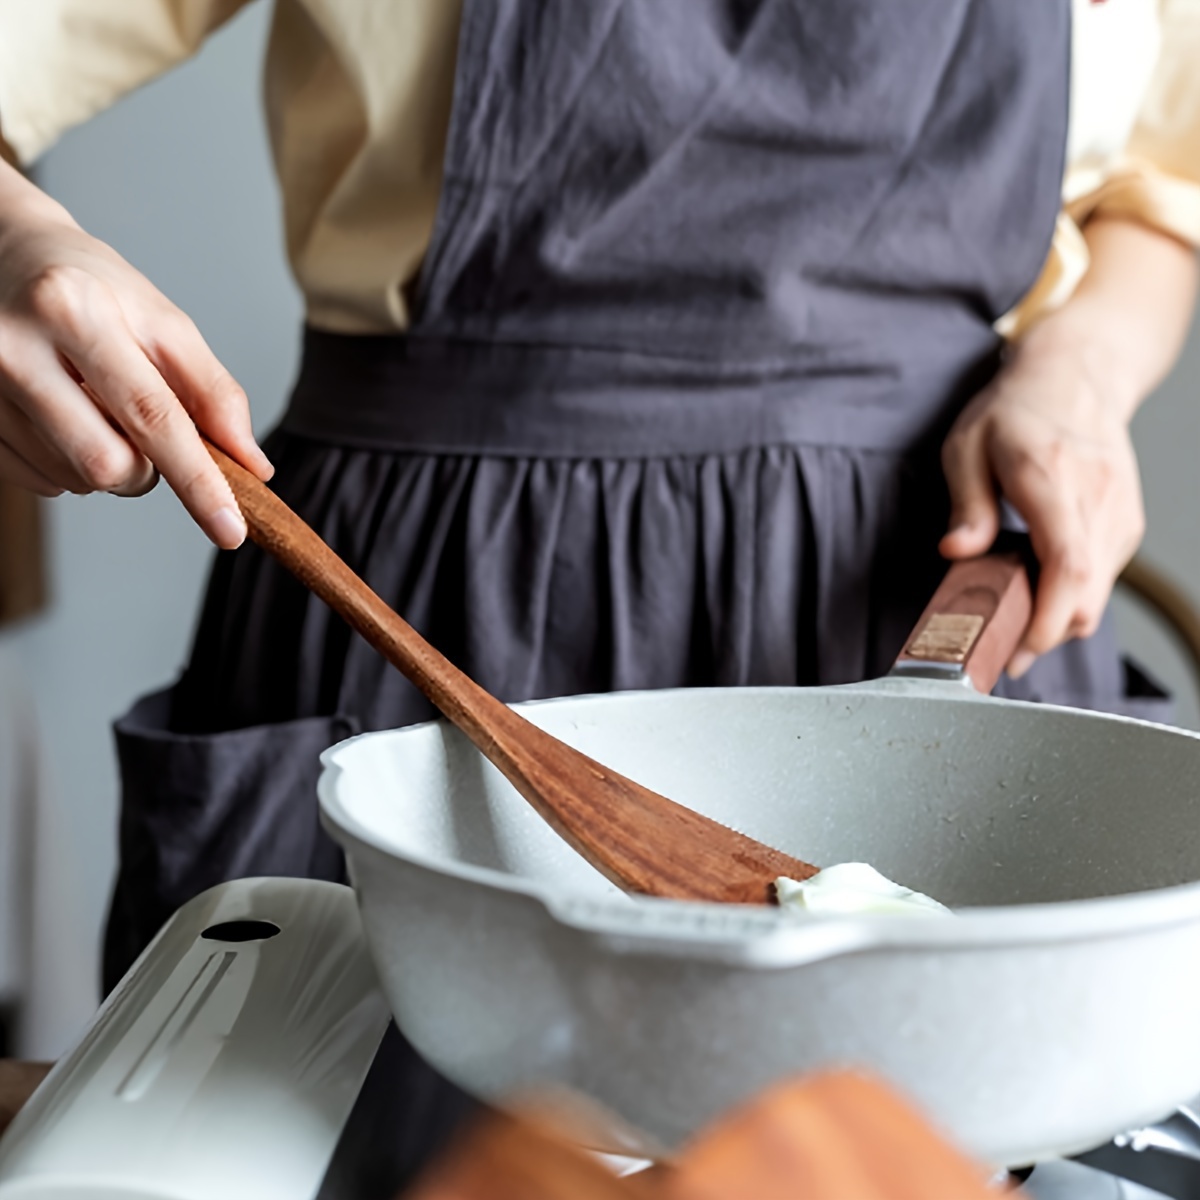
1006,312 -> 1142,425
0,159 -> 75,240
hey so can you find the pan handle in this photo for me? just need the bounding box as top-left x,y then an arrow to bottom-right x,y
892,554 -> 1032,694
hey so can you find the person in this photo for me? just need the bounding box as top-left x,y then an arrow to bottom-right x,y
0,0 -> 1198,1185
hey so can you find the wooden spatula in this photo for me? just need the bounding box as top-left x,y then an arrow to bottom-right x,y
207,443 -> 816,904
208,446 -> 1030,904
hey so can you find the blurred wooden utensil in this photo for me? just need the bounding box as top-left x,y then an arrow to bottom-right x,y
404,1072 -> 1000,1200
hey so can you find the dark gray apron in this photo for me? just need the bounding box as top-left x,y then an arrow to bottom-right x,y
110,1 -> 1153,1192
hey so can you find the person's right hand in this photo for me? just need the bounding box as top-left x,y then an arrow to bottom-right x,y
0,162 -> 272,547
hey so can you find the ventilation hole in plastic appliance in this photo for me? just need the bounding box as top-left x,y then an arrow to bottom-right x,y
200,919 -> 281,943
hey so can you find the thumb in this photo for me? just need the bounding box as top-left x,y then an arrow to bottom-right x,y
939,426 -> 1000,559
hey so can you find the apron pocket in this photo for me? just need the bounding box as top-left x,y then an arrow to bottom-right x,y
103,685 -> 359,990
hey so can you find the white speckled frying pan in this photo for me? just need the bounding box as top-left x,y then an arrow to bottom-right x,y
319,549 -> 1200,1168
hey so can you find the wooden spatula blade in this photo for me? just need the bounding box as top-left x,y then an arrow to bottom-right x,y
488,714 -> 819,903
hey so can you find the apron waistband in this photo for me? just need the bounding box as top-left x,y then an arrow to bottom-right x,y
280,328 -> 999,460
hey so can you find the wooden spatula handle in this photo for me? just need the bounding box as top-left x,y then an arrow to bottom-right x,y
207,442 -> 513,747
208,441 -> 822,903
894,554 -> 1032,694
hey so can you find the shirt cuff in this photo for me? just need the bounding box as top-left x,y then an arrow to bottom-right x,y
0,125 -> 18,169
995,213 -> 1090,341
1070,157 -> 1200,249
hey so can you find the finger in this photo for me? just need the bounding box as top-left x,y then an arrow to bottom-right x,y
0,437 -> 64,497
1063,533 -> 1121,643
1,339 -> 147,493
0,385 -> 155,496
1017,542 -> 1087,666
108,461 -> 160,498
1001,463 -> 1090,675
2,381 -> 158,496
51,308 -> 247,548
0,391 -> 89,492
939,424 -> 1000,559
141,310 -> 273,481
76,380 -> 159,496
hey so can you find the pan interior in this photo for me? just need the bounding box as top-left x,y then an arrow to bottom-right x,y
325,686 -> 1200,908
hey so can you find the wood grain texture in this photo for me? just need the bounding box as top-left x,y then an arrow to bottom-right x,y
895,554 -> 1032,694
209,443 -> 819,903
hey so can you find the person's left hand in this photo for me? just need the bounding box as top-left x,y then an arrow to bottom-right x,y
938,336 -> 1144,678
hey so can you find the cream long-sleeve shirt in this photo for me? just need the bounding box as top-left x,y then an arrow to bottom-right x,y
0,0 -> 1197,337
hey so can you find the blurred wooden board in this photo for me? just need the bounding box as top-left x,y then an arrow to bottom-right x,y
406,1112 -> 654,1200
664,1073 -> 995,1200
406,1072 -> 999,1200
0,482 -> 46,627
0,1060 -> 1000,1198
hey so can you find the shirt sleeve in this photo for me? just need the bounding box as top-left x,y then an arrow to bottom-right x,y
1074,0 -> 1200,244
999,0 -> 1200,340
0,0 -> 253,165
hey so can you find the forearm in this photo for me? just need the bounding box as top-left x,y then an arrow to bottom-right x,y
0,155 -> 73,234
1011,217 -> 1199,423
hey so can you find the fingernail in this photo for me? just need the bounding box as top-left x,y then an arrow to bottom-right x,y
1008,650 -> 1036,680
940,524 -> 974,557
211,505 -> 246,548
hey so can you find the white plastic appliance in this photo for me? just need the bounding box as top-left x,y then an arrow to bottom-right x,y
0,879 -> 390,1200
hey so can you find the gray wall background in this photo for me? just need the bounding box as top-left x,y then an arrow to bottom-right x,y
1,3 -> 1198,1032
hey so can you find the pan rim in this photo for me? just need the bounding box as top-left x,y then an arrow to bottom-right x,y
319,683 -> 1200,964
